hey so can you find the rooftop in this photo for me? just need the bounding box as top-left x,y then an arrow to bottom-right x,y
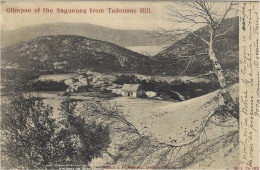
122,84 -> 141,91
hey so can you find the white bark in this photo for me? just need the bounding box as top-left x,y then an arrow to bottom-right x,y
208,29 -> 239,121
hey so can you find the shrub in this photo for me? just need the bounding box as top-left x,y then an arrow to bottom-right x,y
32,80 -> 68,91
1,94 -> 110,169
169,79 -> 220,99
1,69 -> 40,93
113,74 -> 139,85
1,94 -> 57,169
113,74 -> 220,101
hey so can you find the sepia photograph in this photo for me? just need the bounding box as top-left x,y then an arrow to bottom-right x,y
0,1 -> 258,169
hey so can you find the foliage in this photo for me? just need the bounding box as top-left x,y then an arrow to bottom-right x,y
1,94 -> 110,169
168,79 -> 220,99
113,74 -> 220,100
54,99 -> 111,165
1,94 -> 56,169
1,69 -> 39,94
1,69 -> 39,83
113,74 -> 139,85
31,80 -> 68,91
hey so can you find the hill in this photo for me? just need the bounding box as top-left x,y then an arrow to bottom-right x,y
1,23 -> 170,48
152,17 -> 239,80
2,17 -> 239,81
1,35 -> 151,74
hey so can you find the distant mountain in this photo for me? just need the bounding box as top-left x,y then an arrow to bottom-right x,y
1,23 -> 170,48
2,17 -> 239,81
1,35 -> 151,74
152,17 -> 239,78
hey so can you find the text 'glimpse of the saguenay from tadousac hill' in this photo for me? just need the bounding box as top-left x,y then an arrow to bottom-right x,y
1,1 -> 241,169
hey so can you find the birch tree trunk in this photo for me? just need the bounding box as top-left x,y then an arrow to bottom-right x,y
208,29 -> 239,122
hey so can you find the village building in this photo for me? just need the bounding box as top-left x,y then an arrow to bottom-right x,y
121,84 -> 145,97
77,75 -> 89,85
64,78 -> 76,86
65,74 -> 89,93
66,82 -> 86,93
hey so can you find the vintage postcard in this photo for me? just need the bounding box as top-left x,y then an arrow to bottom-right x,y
1,1 -> 259,169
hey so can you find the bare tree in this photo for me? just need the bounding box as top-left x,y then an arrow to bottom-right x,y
154,1 -> 239,121
79,2 -> 240,168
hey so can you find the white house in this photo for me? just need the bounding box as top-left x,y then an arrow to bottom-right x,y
121,84 -> 145,97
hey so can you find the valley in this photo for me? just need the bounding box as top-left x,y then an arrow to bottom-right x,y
1,15 -> 239,169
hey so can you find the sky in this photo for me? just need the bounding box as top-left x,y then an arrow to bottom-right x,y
1,1 -> 237,31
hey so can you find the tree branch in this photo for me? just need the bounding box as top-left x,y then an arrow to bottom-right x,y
215,2 -> 236,29
179,56 -> 195,75
214,14 -> 237,40
158,107 -> 218,148
209,119 -> 236,128
195,1 -> 216,26
188,31 -> 210,45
